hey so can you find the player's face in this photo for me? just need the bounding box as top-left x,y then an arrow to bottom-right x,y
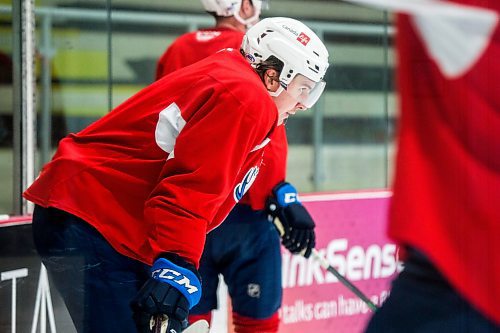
273,74 -> 316,125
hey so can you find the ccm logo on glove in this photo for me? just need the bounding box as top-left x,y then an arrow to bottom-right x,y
151,258 -> 202,308
284,192 -> 298,204
152,268 -> 199,294
131,255 -> 202,333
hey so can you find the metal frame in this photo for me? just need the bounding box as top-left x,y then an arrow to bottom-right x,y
11,0 -> 36,215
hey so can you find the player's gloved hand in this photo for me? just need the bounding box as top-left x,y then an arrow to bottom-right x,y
266,182 -> 316,258
131,253 -> 202,333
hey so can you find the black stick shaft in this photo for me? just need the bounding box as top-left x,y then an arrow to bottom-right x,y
273,218 -> 378,311
312,249 -> 378,311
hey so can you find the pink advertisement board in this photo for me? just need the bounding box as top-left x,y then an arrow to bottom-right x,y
0,191 -> 400,332
279,191 -> 401,333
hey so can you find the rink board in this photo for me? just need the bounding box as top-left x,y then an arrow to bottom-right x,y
0,191 -> 397,332
277,191 -> 399,333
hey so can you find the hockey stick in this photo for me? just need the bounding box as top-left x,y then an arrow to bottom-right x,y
151,315 -> 209,333
310,249 -> 378,311
274,217 -> 378,312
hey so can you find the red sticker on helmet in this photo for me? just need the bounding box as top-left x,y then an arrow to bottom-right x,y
297,32 -> 310,46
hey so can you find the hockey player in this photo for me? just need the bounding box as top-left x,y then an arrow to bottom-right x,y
155,2 -> 320,332
357,0 -> 500,331
24,17 -> 329,333
156,0 -> 263,79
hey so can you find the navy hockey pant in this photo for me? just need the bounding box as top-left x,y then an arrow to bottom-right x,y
364,248 -> 500,333
190,204 -> 282,320
32,205 -> 149,333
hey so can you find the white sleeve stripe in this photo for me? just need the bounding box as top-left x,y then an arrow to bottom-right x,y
250,138 -> 271,152
155,102 -> 186,156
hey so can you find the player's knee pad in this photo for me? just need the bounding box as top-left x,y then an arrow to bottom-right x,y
188,312 -> 212,326
233,312 -> 279,333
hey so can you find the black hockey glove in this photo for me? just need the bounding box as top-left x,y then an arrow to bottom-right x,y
131,253 -> 202,333
266,182 -> 316,258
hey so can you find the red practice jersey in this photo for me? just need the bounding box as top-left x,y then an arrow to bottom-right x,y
156,27 -> 246,80
24,49 -> 278,267
390,2 -> 500,323
156,27 -> 287,210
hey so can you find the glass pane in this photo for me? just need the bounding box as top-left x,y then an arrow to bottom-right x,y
0,0 -> 13,214
108,3 -> 212,108
33,1 -> 396,195
283,3 -> 396,193
36,0 -> 112,170
103,0 -> 396,194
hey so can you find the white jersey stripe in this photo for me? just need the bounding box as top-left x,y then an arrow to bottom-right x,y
155,102 -> 186,159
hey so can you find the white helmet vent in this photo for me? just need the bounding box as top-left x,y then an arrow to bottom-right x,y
257,30 -> 274,44
307,60 -> 320,74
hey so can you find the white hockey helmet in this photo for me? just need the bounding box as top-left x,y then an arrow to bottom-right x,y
242,17 -> 330,107
200,0 -> 268,27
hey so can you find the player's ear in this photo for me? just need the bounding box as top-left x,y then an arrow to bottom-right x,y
264,69 -> 280,93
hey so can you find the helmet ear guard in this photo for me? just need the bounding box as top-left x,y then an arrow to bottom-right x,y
241,17 -> 330,107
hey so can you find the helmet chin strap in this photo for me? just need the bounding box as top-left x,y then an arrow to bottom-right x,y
234,8 -> 260,28
268,85 -> 285,97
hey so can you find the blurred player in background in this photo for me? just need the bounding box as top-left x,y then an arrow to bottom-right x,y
25,16 -> 329,333
156,0 -> 262,78
351,0 -> 500,331
156,1 -> 322,332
